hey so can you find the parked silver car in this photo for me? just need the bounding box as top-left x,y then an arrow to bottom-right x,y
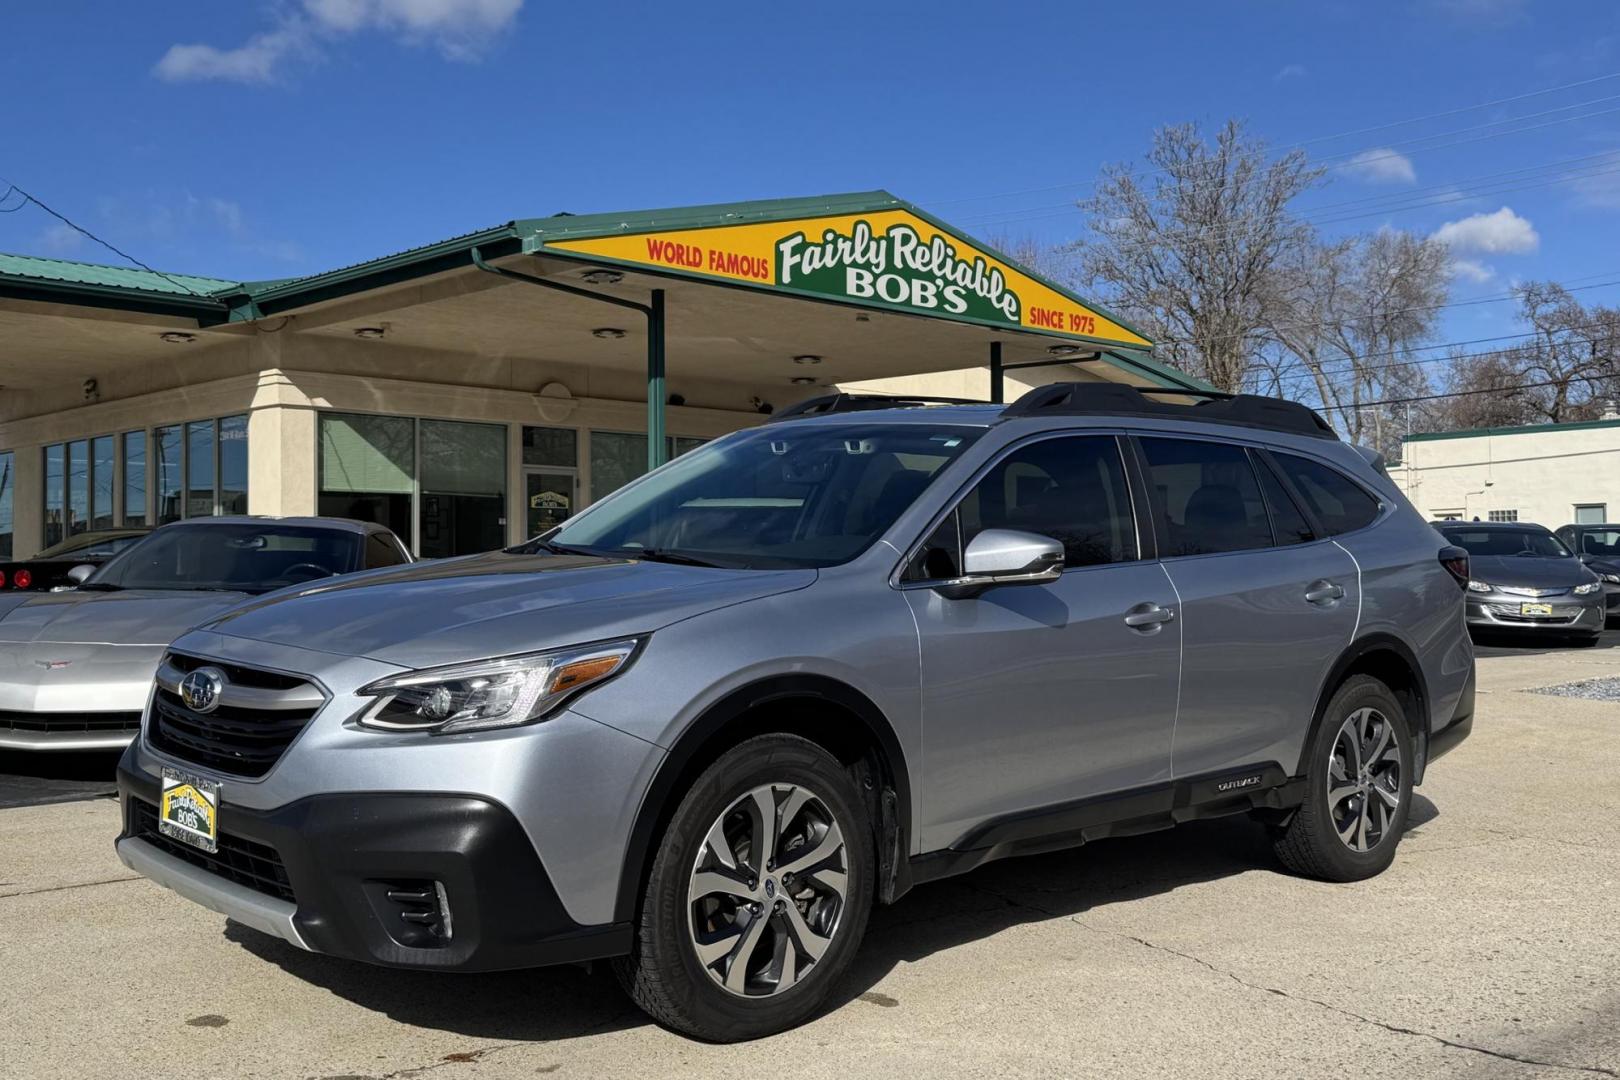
0,517 -> 411,751
116,385 -> 1475,1041
1438,521 -> 1606,644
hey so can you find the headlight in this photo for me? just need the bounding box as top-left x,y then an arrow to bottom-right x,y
356,639 -> 640,734
1603,573 -> 1620,585
1573,582 -> 1602,595
1466,580 -> 1493,593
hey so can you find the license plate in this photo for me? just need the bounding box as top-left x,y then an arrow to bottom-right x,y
159,767 -> 220,853
1520,602 -> 1554,617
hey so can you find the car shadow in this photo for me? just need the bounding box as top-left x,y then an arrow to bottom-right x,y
224,796 -> 1440,1042
0,748 -> 122,809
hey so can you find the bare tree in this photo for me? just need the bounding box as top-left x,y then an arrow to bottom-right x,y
1511,282 -> 1620,422
1074,120 -> 1323,391
1420,348 -> 1545,432
1264,229 -> 1449,450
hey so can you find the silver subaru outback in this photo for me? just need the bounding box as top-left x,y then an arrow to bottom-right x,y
116,383 -> 1475,1041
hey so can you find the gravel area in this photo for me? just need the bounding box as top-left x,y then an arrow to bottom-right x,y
1530,675 -> 1620,701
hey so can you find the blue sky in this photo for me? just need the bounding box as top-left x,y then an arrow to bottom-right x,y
3,0 -> 1618,353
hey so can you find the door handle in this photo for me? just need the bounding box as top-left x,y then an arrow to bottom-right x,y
1304,580 -> 1345,604
1124,602 -> 1176,629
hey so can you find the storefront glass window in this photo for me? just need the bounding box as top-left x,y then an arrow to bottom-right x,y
0,451 -> 13,558
591,431 -> 647,502
91,435 -> 115,531
420,419 -> 506,559
186,420 -> 216,518
43,444 -> 65,547
522,426 -> 577,468
319,413 -> 415,543
123,431 -> 147,526
219,414 -> 249,515
155,425 -> 183,524
67,438 -> 89,536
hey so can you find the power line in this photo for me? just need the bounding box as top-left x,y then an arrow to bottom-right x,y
928,70 -> 1620,208
1340,370 -> 1619,410
0,176 -> 212,299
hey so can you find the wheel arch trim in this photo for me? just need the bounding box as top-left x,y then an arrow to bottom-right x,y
1298,633 -> 1430,779
612,673 -> 911,924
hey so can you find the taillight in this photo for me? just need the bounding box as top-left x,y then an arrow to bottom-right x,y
1438,546 -> 1469,591
0,570 -> 6,588
13,569 -> 32,590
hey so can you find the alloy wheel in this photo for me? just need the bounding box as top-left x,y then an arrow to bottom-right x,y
687,782 -> 849,998
1328,706 -> 1404,853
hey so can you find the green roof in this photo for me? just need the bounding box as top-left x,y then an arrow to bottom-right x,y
0,189 -> 1206,390
0,251 -> 239,297
1405,416 -> 1620,443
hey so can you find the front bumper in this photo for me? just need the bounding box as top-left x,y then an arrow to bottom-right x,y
0,721 -> 138,752
1464,594 -> 1606,634
116,763 -> 630,970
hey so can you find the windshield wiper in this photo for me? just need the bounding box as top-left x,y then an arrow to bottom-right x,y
529,539 -> 614,558
74,582 -> 123,592
630,548 -> 727,568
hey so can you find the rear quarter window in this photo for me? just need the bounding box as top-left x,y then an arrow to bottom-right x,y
1273,453 -> 1381,537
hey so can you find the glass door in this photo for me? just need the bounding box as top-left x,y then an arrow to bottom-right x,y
525,469 -> 577,536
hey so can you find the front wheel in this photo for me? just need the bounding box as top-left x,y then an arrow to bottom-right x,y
613,734 -> 874,1041
1273,675 -> 1413,882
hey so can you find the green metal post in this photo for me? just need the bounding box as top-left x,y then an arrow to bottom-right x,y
989,341 -> 1004,404
647,289 -> 667,471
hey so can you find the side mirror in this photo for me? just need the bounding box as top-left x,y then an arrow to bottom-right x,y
65,564 -> 96,585
936,529 -> 1064,599
1578,552 -> 1592,563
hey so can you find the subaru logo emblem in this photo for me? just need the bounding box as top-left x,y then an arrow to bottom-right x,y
179,667 -> 226,714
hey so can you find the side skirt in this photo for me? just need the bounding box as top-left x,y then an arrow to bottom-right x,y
901,763 -> 1305,894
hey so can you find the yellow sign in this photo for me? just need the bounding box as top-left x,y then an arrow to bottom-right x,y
546,209 -> 1148,348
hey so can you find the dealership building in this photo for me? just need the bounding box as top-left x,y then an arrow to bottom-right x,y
0,190 -> 1200,560
1395,409 -> 1620,529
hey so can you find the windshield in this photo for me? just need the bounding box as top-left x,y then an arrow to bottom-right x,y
1577,529 -> 1620,557
537,423 -> 983,568
35,531 -> 146,561
86,523 -> 362,593
1442,527 -> 1571,558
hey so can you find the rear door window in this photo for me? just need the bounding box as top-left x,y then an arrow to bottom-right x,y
1272,453 -> 1381,536
1255,457 -> 1315,545
1139,437 -> 1273,556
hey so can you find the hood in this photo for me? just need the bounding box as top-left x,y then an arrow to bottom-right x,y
199,549 -> 817,669
1581,554 -> 1620,576
1467,554 -> 1597,591
0,588 -> 252,646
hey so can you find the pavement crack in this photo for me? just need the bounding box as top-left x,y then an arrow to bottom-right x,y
0,874 -> 141,900
964,881 -> 1618,1078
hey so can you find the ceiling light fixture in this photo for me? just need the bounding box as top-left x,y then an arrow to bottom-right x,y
159,331 -> 196,344
792,354 -> 822,366
581,269 -> 623,285
592,327 -> 627,340
354,326 -> 386,340
790,376 -> 817,386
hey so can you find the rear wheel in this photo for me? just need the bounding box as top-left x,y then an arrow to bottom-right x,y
614,734 -> 874,1041
1273,675 -> 1412,882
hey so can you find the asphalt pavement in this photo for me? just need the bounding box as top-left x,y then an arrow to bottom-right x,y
1,631 -> 1617,1079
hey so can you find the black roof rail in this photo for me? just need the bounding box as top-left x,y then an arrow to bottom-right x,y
764,392 -> 984,424
1000,382 -> 1338,441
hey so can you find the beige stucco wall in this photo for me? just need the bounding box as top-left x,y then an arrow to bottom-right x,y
838,361 -> 1110,401
1394,420 -> 1620,526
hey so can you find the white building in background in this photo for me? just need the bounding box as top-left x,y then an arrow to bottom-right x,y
1395,408 -> 1620,529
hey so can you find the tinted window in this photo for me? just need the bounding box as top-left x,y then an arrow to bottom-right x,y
1256,457 -> 1314,545
366,531 -> 409,568
1141,437 -> 1272,556
1273,453 -> 1380,536
958,436 -> 1136,568
1441,527 -> 1570,558
87,524 -> 362,593
1576,529 -> 1620,557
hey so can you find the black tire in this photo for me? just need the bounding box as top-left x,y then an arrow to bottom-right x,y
1273,675 -> 1413,882
613,734 -> 875,1041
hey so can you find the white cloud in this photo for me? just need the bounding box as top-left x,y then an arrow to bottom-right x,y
36,222 -> 85,256
1448,258 -> 1495,284
154,0 -> 522,83
1431,206 -> 1540,255
1564,150 -> 1620,208
1344,148 -> 1417,185
1274,63 -> 1307,81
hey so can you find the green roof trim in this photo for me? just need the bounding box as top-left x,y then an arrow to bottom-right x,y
0,190 -> 1205,389
1405,416 -> 1620,442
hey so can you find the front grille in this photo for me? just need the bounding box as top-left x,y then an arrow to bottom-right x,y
0,710 -> 143,734
1485,603 -> 1583,624
165,652 -> 308,691
148,690 -> 317,778
129,798 -> 296,904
